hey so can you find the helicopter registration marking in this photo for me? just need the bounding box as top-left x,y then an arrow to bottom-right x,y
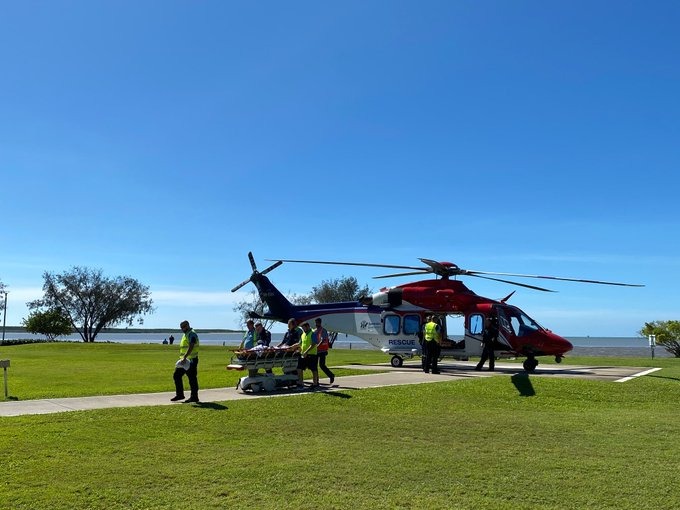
614,367 -> 662,383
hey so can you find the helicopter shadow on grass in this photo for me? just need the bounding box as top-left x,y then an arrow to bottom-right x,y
322,389 -> 352,399
511,373 -> 536,397
647,374 -> 680,383
194,402 -> 229,411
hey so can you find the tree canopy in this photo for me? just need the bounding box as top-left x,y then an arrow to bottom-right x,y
28,266 -> 154,342
639,320 -> 680,357
23,309 -> 73,340
309,276 -> 371,303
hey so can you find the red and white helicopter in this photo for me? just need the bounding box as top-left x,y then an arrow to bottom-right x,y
231,253 -> 643,372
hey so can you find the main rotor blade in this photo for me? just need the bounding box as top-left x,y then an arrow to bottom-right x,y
261,260 -> 283,275
267,259 -> 427,271
373,270 -> 432,279
465,270 -> 644,287
469,274 -> 556,292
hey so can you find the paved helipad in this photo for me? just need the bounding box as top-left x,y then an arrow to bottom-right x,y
0,361 -> 659,417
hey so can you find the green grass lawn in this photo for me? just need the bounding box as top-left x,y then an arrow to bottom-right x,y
0,342 -> 388,400
1,343 -> 679,509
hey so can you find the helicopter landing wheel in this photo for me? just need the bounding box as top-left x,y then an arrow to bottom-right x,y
390,355 -> 403,368
555,355 -> 563,364
523,357 -> 539,372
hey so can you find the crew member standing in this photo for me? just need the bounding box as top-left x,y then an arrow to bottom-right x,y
314,318 -> 335,385
296,322 -> 319,388
475,316 -> 498,371
277,318 -> 302,348
277,318 -> 302,378
172,320 -> 200,403
423,315 -> 442,374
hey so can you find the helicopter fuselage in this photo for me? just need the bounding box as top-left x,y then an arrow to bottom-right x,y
249,274 -> 573,370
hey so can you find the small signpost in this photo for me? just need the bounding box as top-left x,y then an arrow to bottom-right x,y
0,359 -> 9,398
648,334 -> 656,359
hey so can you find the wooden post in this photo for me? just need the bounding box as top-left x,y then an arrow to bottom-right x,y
0,359 -> 9,398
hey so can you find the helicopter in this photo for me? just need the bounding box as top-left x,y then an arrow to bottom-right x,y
231,253 -> 643,372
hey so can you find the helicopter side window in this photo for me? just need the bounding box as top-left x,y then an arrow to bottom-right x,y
383,315 -> 400,335
403,314 -> 421,335
469,314 -> 484,335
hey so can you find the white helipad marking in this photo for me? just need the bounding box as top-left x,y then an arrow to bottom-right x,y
615,367 -> 662,383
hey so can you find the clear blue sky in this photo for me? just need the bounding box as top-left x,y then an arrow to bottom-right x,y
1,1 -> 678,336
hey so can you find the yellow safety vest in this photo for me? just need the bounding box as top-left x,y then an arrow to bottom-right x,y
179,329 -> 200,359
424,322 -> 441,343
300,329 -> 317,355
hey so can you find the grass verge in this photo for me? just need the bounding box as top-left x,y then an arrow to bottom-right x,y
1,344 -> 679,509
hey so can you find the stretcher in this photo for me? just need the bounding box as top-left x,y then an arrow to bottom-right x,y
227,346 -> 300,392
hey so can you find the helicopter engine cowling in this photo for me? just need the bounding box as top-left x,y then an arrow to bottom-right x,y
370,288 -> 403,308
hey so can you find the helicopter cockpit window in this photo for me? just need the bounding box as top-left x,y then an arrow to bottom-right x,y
499,307 -> 543,337
403,314 -> 420,335
383,315 -> 400,335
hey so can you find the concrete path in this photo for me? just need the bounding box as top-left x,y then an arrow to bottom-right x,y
0,361 -> 656,417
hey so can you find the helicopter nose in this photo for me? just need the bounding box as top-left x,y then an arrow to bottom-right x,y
546,331 -> 573,354
556,335 -> 573,353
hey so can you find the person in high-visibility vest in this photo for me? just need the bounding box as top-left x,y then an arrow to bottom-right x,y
172,320 -> 200,403
295,321 -> 319,388
423,316 -> 442,374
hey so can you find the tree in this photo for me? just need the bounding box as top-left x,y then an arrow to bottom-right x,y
308,276 -> 371,346
639,320 -> 680,357
28,266 -> 154,342
309,276 -> 371,304
23,309 -> 73,340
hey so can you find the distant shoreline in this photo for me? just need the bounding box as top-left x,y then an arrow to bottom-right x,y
2,326 -> 241,334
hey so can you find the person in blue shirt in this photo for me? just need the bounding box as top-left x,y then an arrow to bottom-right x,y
239,319 -> 256,350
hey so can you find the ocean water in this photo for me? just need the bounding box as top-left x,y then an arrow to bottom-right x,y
1,332 -> 666,356
0,331 -> 375,349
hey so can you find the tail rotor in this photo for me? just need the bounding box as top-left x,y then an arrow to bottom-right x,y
231,252 -> 283,292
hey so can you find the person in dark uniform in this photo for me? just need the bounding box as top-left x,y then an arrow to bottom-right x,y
276,318 -> 303,379
475,316 -> 498,371
277,318 -> 302,347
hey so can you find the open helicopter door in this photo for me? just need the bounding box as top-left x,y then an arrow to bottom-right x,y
461,313 -> 485,358
493,306 -> 523,357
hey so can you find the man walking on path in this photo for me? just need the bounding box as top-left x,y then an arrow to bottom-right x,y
172,320 -> 200,403
314,318 -> 335,384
